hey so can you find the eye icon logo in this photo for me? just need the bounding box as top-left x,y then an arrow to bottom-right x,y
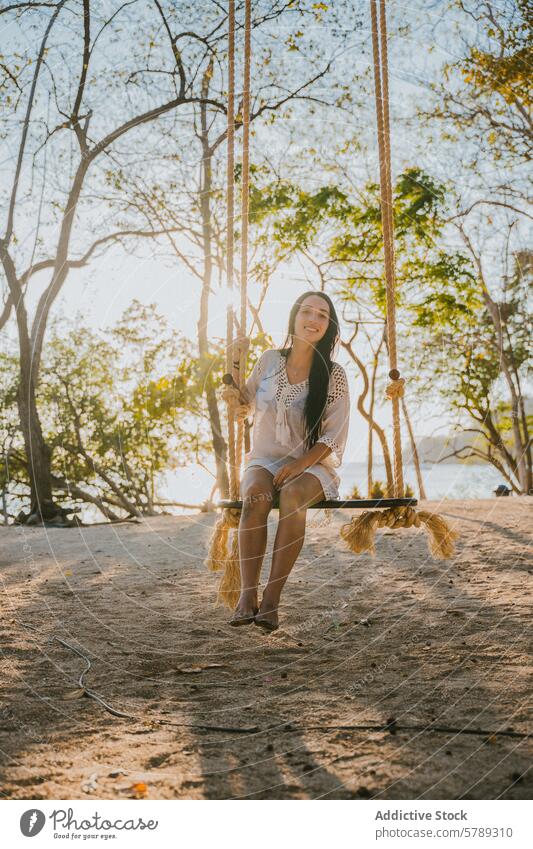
20,809 -> 46,837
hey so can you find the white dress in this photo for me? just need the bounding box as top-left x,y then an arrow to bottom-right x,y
240,348 -> 350,500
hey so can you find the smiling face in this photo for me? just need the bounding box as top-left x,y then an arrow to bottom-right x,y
293,294 -> 331,346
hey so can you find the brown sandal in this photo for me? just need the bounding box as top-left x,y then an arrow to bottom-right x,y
254,609 -> 279,632
229,607 -> 258,627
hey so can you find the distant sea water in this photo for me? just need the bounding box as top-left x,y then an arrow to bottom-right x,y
3,461 -> 510,526
162,461 -> 507,512
340,461 -> 504,501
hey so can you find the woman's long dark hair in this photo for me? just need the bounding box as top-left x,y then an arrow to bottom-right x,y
280,291 -> 340,452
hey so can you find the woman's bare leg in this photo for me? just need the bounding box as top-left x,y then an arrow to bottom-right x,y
257,473 -> 324,630
232,466 -> 276,619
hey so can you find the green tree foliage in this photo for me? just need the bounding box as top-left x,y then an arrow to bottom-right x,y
413,251 -> 532,490
248,164 -> 531,490
419,0 -> 532,490
249,166 -> 477,314
435,0 -> 532,166
1,302 -> 216,521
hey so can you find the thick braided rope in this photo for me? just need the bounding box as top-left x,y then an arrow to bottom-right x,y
206,1 -> 253,609
206,2 -> 238,584
226,0 -> 235,299
370,0 -> 404,497
225,0 -> 237,501
240,0 -> 251,345
339,0 -> 458,561
226,312 -> 239,502
379,0 -> 405,498
341,506 -> 458,560
234,0 -> 252,495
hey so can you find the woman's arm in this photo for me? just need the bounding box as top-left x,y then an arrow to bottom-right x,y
272,442 -> 332,488
301,441 -> 333,467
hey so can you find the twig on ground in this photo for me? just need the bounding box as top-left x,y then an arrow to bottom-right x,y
284,720 -> 530,740
14,622 -> 531,742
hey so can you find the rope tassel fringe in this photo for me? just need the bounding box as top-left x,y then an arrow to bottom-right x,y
340,506 -> 458,560
204,508 -> 242,608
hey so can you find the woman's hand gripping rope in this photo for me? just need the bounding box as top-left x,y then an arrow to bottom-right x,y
220,385 -> 251,423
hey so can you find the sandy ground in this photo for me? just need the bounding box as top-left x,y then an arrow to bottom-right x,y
0,498 -> 531,801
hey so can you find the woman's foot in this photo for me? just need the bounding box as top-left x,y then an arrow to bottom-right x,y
254,598 -> 279,632
229,594 -> 258,627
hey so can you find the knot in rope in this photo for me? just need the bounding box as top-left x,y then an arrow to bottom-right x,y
221,386 -> 250,421
224,507 -> 241,528
385,376 -> 405,401
221,386 -> 240,406
374,506 -> 418,529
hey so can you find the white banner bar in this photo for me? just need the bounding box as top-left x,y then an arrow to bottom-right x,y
3,799 -> 531,848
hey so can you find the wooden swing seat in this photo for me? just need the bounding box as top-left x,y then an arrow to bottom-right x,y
217,497 -> 418,510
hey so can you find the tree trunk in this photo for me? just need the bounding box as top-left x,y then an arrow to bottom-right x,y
3,255 -> 57,520
484,294 -> 529,491
341,339 -> 394,495
367,353 -> 377,497
367,332 -> 386,496
401,396 -> 427,500
460,230 -> 531,493
1,486 -> 8,524
513,367 -> 532,494
367,412 -> 373,497
17,376 -> 54,516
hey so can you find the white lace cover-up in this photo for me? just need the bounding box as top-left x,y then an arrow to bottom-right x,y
240,348 -> 350,500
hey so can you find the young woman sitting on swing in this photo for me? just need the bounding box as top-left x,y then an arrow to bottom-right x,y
230,291 -> 350,632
